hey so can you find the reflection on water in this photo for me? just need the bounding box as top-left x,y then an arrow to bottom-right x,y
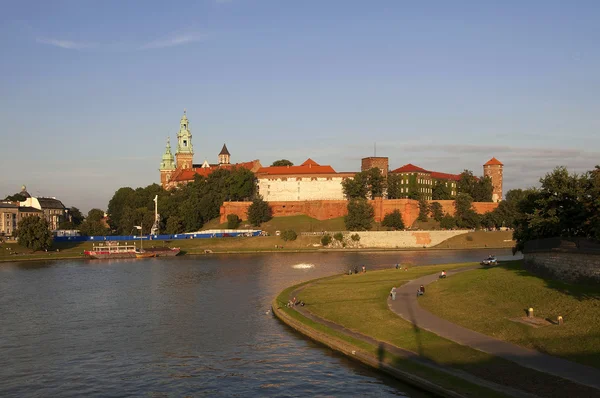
0,249 -> 517,397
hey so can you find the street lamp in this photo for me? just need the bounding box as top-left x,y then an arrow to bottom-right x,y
134,225 -> 143,251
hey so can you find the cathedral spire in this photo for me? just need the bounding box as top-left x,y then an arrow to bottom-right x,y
176,110 -> 194,169
219,143 -> 231,165
160,137 -> 175,171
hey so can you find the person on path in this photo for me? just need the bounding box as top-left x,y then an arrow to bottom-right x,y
395,263 -> 399,270
440,270 -> 447,278
362,265 -> 366,273
390,286 -> 397,300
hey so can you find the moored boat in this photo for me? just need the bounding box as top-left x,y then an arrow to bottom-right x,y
84,242 -> 137,259
144,247 -> 181,257
135,250 -> 156,259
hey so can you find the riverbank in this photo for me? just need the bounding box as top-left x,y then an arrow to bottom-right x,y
273,263 -> 600,397
419,261 -> 600,369
0,231 -> 514,263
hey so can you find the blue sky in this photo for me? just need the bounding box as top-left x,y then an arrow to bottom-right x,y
1,0 -> 599,211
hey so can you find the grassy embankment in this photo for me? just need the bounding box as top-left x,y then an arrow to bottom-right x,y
276,261 -> 598,397
419,261 -> 600,369
0,215 -> 514,262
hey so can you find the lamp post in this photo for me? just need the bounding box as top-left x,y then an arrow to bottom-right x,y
134,225 -> 143,251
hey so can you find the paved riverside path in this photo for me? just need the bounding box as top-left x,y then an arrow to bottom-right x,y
389,266 -> 600,391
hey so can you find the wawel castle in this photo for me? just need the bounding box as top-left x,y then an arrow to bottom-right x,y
159,111 -> 503,202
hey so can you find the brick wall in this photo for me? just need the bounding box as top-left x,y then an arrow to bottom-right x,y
220,198 -> 498,225
523,251 -> 600,284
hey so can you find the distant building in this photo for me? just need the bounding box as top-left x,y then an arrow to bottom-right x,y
159,111 -> 262,189
361,157 -> 389,177
256,158 -> 355,201
0,201 -> 44,238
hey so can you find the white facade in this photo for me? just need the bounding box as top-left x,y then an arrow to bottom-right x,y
257,175 -> 350,201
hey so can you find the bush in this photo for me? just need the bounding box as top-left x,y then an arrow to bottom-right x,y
281,229 -> 297,241
321,234 -> 332,246
333,232 -> 344,242
381,210 -> 405,230
351,233 -> 360,241
227,214 -> 241,229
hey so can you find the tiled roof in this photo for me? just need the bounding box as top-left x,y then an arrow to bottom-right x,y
171,161 -> 259,182
484,157 -> 503,166
256,159 -> 336,175
430,171 -> 461,181
391,164 -> 461,181
301,158 -> 319,166
391,164 -> 429,173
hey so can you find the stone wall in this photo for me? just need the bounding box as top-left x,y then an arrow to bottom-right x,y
220,198 -> 498,225
523,250 -> 600,284
346,230 -> 468,248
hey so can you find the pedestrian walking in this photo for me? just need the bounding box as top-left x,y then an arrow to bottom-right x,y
390,286 -> 397,300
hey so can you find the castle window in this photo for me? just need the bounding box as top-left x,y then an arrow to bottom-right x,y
183,140 -> 187,147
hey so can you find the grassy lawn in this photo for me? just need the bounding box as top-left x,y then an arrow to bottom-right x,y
274,278 -> 509,398
419,261 -> 600,369
286,264 -> 599,397
433,230 -> 515,249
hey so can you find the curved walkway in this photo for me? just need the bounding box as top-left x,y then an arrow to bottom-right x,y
389,266 -> 600,390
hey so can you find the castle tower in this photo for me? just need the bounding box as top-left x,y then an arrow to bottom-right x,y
483,157 -> 503,202
176,110 -> 194,169
219,143 -> 231,165
361,157 -> 389,177
159,137 -> 176,188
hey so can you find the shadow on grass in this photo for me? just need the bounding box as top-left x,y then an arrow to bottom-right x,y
491,260 -> 600,301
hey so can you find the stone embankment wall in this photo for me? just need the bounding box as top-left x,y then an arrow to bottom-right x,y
220,198 -> 498,226
523,238 -> 600,283
348,230 -> 468,248
523,251 -> 600,284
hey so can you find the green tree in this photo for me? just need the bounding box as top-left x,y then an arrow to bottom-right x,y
366,168 -> 386,199
439,214 -> 457,229
107,187 -> 135,232
227,214 -> 241,229
321,234 -> 332,246
430,202 -> 444,222
68,206 -> 84,227
333,232 -> 344,241
418,198 -> 430,222
247,196 -> 272,227
457,170 -> 478,198
271,159 -> 294,167
473,176 -> 494,202
165,215 -> 185,234
583,166 -> 600,241
16,216 -> 53,251
344,198 -> 374,231
281,230 -> 298,241
227,167 -> 256,201
381,210 -> 405,230
454,193 -> 480,229
386,173 -> 402,199
4,193 -> 26,202
432,181 -> 453,200
342,172 -> 368,199
79,208 -> 109,236
513,167 -> 589,250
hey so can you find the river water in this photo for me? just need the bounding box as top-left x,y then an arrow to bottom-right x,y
0,249 -> 517,397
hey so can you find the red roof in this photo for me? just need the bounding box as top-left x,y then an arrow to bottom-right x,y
484,157 -> 503,166
391,164 -> 429,173
256,159 -> 338,175
171,161 -> 259,182
301,158 -> 319,166
391,163 -> 460,181
430,171 -> 461,181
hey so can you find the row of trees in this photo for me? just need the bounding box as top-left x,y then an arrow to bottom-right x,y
107,167 -> 257,235
342,168 -> 493,201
